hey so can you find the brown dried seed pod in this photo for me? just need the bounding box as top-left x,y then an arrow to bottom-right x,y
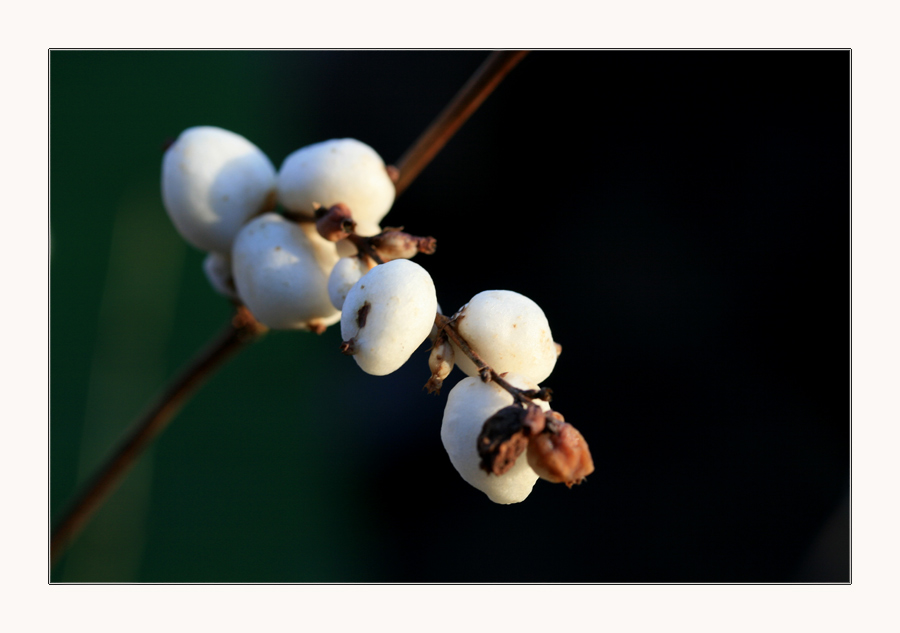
425,337 -> 455,395
475,404 -> 547,476
369,228 -> 436,261
315,203 -> 356,242
526,422 -> 594,487
476,405 -> 529,476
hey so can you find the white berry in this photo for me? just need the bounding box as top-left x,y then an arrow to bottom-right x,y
340,259 -> 437,376
232,213 -> 340,331
452,290 -> 557,384
162,126 -> 276,253
441,373 -> 550,504
277,138 -> 395,229
328,256 -> 374,311
202,251 -> 237,300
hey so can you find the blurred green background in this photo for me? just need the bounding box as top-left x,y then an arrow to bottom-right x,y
51,51 -> 849,582
51,51 -> 380,581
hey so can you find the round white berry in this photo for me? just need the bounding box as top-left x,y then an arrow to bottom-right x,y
340,259 -> 437,376
441,373 -> 550,504
162,126 -> 276,253
202,251 -> 237,300
277,138 -> 395,229
232,213 -> 340,331
451,290 -> 557,384
328,255 -> 374,310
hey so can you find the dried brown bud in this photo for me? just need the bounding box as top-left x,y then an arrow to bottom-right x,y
477,405 -> 528,475
476,404 -> 546,476
526,421 -> 594,487
369,228 -> 437,262
425,336 -> 455,395
339,338 -> 356,355
316,203 -> 357,242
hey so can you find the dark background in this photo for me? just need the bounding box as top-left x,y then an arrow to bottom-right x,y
50,50 -> 849,582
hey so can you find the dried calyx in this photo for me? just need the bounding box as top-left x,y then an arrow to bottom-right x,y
315,203 -> 357,242
477,403 -> 546,475
425,331 -> 455,395
369,227 -> 437,262
527,416 -> 594,487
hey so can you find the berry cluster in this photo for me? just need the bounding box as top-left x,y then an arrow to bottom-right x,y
161,125 -> 594,504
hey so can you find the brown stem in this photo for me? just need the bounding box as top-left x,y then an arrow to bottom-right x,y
392,50 -> 528,196
51,307 -> 267,567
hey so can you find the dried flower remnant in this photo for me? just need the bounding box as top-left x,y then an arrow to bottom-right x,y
527,415 -> 594,487
369,228 -> 437,262
315,203 -> 357,242
425,333 -> 455,395
477,403 -> 547,475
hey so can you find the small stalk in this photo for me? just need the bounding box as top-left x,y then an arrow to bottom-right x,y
392,51 -> 528,195
51,307 -> 267,566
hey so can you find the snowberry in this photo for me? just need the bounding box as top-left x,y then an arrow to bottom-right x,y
162,126 -> 276,253
441,373 -> 550,504
340,259 -> 437,376
231,213 -> 340,331
202,251 -> 237,300
328,256 -> 375,311
277,138 -> 395,232
451,290 -> 558,384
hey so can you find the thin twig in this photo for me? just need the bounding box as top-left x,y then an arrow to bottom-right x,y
51,307 -> 267,566
393,50 -> 528,196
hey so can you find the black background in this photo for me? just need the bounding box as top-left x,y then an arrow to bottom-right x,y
51,51 -> 849,582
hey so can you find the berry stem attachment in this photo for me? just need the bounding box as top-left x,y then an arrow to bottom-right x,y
392,50 -> 528,196
50,306 -> 268,567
